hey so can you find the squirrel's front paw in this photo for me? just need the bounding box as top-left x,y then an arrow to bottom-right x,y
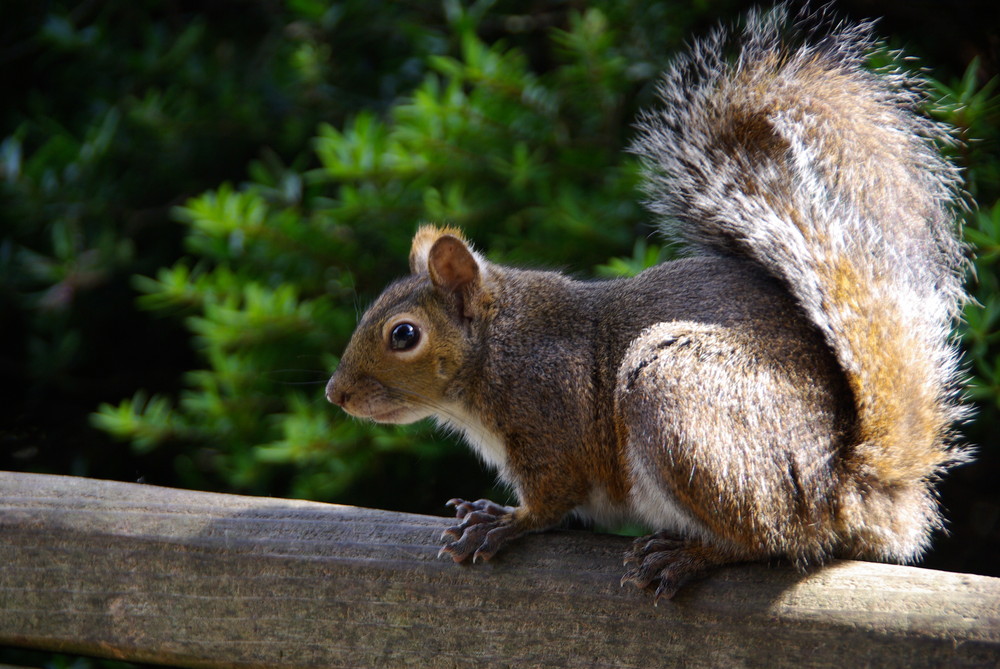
620,532 -> 725,603
438,498 -> 520,563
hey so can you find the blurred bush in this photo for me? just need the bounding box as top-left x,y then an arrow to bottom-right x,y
1,0 -> 451,486
89,3 -> 659,503
68,0 -> 746,506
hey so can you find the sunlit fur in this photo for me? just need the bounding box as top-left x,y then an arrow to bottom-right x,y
327,5 -> 970,594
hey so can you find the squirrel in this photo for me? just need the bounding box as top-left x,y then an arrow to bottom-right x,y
325,6 -> 970,600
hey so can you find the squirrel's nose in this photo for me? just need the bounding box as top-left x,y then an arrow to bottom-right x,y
325,375 -> 349,406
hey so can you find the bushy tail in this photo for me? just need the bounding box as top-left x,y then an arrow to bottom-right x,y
632,7 -> 969,495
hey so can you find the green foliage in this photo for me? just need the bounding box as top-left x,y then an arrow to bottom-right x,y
82,1 -> 1000,505
1,0 -> 443,394
963,202 -> 1000,408
595,238 -> 670,279
91,4 -> 662,500
0,0 -> 450,496
930,61 -> 1000,413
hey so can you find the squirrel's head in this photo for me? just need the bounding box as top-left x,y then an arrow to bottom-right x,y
326,226 -> 494,424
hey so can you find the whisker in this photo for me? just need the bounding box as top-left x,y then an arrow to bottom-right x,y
269,369 -> 331,386
382,383 -> 470,426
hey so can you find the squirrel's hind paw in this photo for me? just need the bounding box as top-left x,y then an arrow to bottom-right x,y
621,532 -> 742,603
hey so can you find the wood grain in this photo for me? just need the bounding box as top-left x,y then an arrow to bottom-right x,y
1,471 -> 998,668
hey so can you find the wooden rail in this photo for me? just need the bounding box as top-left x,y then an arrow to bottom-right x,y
1,471 -> 998,668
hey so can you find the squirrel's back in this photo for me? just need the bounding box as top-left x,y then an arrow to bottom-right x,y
632,6 -> 969,560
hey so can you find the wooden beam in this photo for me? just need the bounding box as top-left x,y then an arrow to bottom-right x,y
1,471 -> 998,668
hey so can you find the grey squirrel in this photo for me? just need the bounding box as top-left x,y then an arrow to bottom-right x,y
325,6 -> 970,600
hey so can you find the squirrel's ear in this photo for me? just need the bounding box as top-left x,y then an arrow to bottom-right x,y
410,225 -> 472,275
409,226 -> 434,275
409,226 -> 490,317
427,234 -> 480,294
412,228 -> 491,319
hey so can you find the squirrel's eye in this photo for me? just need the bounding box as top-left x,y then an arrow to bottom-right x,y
389,322 -> 420,351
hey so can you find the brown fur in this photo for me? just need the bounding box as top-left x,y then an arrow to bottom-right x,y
326,7 -> 968,600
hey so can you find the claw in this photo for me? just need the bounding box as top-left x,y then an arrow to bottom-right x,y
620,568 -> 654,591
472,547 -> 496,563
437,543 -> 466,563
620,531 -> 728,602
653,578 -> 681,603
442,519 -> 470,538
437,497 -> 524,565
